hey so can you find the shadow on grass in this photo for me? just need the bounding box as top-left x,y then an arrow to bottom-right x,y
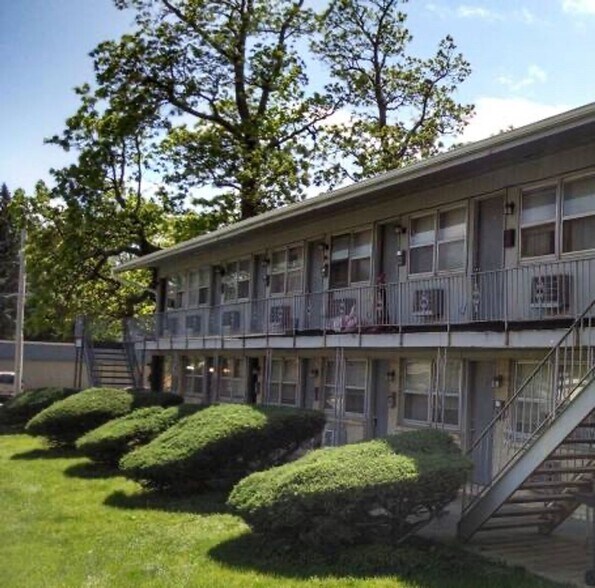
104,488 -> 229,516
0,423 -> 25,435
63,461 -> 122,479
208,534 -> 558,587
11,445 -> 80,460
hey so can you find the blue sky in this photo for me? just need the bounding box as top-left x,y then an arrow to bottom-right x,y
1,0 -> 595,194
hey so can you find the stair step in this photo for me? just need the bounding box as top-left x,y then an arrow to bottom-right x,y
546,453 -> 595,460
521,480 -> 592,490
493,507 -> 561,518
507,493 -> 578,503
577,422 -> 595,428
561,438 -> 595,444
534,466 -> 595,475
477,520 -> 544,532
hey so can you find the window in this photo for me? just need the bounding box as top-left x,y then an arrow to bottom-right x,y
219,357 -> 245,402
188,268 -> 211,307
223,259 -> 251,301
329,230 -> 372,288
402,359 -> 462,427
166,274 -> 186,309
513,362 -> 550,435
270,246 -> 304,295
182,355 -> 205,396
409,208 -> 466,274
521,186 -> 556,257
520,175 -> 595,258
269,358 -> 299,406
323,359 -> 367,415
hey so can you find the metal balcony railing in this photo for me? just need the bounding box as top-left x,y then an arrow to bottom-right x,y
124,257 -> 595,343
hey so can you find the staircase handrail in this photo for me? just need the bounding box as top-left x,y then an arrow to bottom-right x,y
122,319 -> 143,389
462,297 -> 595,513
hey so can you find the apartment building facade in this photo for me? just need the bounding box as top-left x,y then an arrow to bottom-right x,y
118,104 -> 595,538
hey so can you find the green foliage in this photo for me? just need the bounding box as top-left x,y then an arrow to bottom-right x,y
120,404 -> 326,491
76,403 -> 204,464
228,429 -> 471,548
313,0 -> 473,184
0,183 -> 19,339
0,387 -> 79,426
25,387 -> 182,446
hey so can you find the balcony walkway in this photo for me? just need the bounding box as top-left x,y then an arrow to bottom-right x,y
420,499 -> 592,587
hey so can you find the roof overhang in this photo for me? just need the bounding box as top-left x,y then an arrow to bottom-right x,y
115,102 -> 595,272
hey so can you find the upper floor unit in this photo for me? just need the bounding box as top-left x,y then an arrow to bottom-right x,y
118,103 -> 595,348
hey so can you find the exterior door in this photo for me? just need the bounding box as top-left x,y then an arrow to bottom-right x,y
306,241 -> 325,330
473,196 -> 504,321
468,361 -> 495,485
372,359 -> 390,437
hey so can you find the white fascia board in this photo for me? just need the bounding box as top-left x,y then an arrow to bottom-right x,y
115,102 -> 595,272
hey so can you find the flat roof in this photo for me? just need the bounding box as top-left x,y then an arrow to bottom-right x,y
116,101 -> 595,272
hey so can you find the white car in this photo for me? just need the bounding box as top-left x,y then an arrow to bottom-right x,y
0,372 -> 19,401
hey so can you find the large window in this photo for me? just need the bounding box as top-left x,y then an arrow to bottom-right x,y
323,359 -> 367,415
409,207 -> 466,274
270,246 -> 304,295
223,259 -> 251,301
219,357 -> 245,402
188,268 -> 211,307
166,274 -> 186,309
402,359 -> 461,427
521,175 -> 595,258
182,355 -> 206,396
269,358 -> 299,406
329,230 -> 372,288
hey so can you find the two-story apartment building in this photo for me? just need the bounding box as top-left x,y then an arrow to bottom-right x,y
118,103 -> 595,540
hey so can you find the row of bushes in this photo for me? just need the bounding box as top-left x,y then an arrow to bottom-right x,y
10,386 -> 470,549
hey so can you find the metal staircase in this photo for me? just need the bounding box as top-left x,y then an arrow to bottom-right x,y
74,317 -> 143,390
458,299 -> 595,541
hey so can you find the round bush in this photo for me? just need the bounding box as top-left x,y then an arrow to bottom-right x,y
228,429 -> 471,548
0,387 -> 79,426
120,404 -> 326,491
25,387 -> 183,446
76,404 -> 204,464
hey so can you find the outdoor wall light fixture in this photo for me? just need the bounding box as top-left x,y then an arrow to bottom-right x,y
491,374 -> 504,388
394,225 -> 407,234
310,368 -> 320,378
208,366 -> 216,374
386,369 -> 396,382
504,201 -> 515,216
214,265 -> 226,276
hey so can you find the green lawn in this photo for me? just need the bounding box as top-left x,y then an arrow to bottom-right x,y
0,433 -> 566,588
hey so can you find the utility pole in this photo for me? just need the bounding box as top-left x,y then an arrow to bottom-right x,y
13,228 -> 26,395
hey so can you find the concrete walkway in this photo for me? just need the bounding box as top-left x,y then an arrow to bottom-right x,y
420,503 -> 593,587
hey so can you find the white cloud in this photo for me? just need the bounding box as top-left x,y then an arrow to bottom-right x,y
562,0 -> 595,14
516,7 -> 536,24
457,5 -> 503,20
459,97 -> 569,143
497,65 -> 548,92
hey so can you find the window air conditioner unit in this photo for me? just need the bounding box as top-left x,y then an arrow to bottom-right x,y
269,304 -> 292,332
530,275 -> 571,310
222,310 -> 241,329
185,315 -> 202,335
164,316 -> 179,336
412,288 -> 444,317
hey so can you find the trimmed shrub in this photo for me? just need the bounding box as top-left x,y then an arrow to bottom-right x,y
228,429 -> 471,548
25,388 -> 183,446
0,387 -> 79,426
76,404 -> 204,464
120,404 -> 326,491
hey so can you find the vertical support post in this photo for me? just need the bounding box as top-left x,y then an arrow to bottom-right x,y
13,229 -> 26,396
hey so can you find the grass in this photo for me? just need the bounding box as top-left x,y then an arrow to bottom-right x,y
0,432 -> 568,588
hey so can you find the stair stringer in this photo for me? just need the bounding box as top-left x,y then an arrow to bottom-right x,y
458,377 -> 595,541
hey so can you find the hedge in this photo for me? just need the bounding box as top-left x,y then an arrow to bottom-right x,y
25,387 -> 183,446
76,404 -> 204,464
228,429 -> 471,548
0,387 -> 79,426
120,404 -> 326,491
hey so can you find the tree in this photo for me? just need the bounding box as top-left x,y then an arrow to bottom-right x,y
94,0 -> 336,222
0,183 -> 19,339
313,0 -> 473,184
